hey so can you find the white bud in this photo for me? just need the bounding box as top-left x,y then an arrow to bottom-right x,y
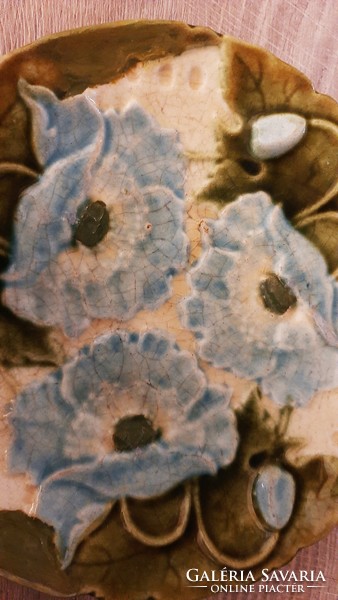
251,113 -> 307,160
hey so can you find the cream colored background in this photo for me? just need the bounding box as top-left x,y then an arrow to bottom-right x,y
0,1 -> 337,599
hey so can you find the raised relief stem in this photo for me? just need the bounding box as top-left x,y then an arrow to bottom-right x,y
120,483 -> 192,547
0,163 -> 39,179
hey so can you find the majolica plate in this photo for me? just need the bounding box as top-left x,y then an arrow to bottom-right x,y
0,20 -> 337,600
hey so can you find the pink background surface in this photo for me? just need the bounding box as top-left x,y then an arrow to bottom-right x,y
0,1 -> 336,599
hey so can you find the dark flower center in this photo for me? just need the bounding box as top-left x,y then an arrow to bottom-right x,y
113,414 -> 161,452
75,200 -> 110,247
259,273 -> 297,315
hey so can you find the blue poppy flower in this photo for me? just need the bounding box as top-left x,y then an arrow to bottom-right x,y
181,192 -> 338,406
4,81 -> 188,336
9,330 -> 237,567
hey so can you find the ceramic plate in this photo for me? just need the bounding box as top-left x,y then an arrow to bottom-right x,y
0,20 -> 337,600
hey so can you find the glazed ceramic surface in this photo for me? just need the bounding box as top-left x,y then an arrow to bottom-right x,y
0,21 -> 337,600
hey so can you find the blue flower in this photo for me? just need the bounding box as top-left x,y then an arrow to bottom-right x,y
9,330 -> 237,567
181,192 -> 338,407
4,81 -> 188,336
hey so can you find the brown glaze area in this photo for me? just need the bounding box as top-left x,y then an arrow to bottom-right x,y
0,165 -> 38,271
223,38 -> 338,123
0,306 -> 64,367
0,394 -> 336,599
200,38 -> 338,273
299,214 -> 338,274
200,122 -> 338,220
0,21 -> 220,119
200,126 -> 338,270
0,164 -> 64,366
0,99 -> 38,166
0,511 -> 74,595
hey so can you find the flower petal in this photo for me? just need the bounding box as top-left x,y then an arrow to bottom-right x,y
19,80 -> 104,167
36,469 -> 115,568
9,329 -> 239,566
182,192 -> 338,406
5,154 -> 91,285
9,371 -> 77,483
4,86 -> 188,335
10,330 -> 237,483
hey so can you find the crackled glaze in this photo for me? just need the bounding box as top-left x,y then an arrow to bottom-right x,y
10,329 -> 237,566
0,21 -> 337,600
4,82 -> 188,336
181,191 -> 338,406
